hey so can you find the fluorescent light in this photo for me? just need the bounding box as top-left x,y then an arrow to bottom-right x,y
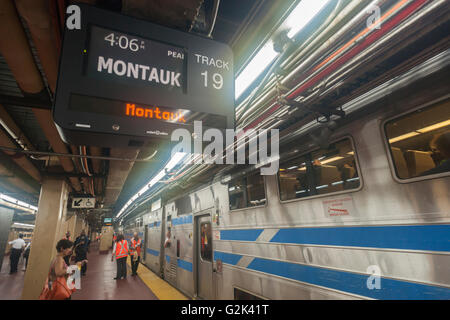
0,194 -> 37,214
12,223 -> 35,228
235,40 -> 278,99
285,0 -> 330,38
149,170 -> 165,187
388,119 -> 449,144
287,166 -> 298,170
321,156 -> 344,165
234,1 -> 329,101
0,199 -> 36,214
1,194 -> 17,203
116,152 -> 187,219
417,119 -> 450,133
389,132 -> 420,144
165,152 -> 187,171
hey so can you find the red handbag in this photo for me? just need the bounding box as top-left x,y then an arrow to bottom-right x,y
39,260 -> 75,300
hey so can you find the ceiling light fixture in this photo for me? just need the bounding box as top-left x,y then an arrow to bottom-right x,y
235,0 -> 330,100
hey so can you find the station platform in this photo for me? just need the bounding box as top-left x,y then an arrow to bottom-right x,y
0,243 -> 187,300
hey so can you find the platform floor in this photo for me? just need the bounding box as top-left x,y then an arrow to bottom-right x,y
0,244 -> 187,300
0,254 -> 25,300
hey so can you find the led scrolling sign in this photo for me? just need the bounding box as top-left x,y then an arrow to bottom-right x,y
53,4 -> 234,147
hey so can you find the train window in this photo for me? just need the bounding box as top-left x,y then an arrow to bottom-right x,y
385,100 -> 450,180
278,138 -> 360,201
200,222 -> 212,262
228,171 -> 266,210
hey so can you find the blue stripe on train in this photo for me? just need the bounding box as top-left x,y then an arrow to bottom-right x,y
166,255 -> 170,263
246,257 -> 450,300
270,225 -> 450,252
172,215 -> 193,226
177,259 -> 193,272
148,221 -> 161,228
214,251 -> 242,265
220,229 -> 264,242
212,250 -> 450,299
146,248 -> 159,256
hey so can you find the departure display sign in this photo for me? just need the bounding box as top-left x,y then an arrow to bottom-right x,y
53,4 -> 234,147
87,26 -> 185,93
103,218 -> 112,226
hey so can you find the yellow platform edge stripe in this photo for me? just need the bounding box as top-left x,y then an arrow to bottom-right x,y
126,260 -> 188,300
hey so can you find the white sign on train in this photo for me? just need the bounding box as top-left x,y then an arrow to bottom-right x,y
72,197 -> 96,208
322,196 -> 355,217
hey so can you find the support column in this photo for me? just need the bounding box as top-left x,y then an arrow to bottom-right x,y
21,178 -> 69,300
0,207 -> 14,272
74,215 -> 84,238
66,214 -> 77,240
99,226 -> 113,254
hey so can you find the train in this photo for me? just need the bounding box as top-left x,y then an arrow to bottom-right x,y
121,0 -> 450,300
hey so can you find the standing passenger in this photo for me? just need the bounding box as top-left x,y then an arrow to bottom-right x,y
39,239 -> 76,300
112,233 -> 117,248
63,231 -> 71,241
129,232 -> 142,276
23,241 -> 31,271
74,239 -> 88,276
8,234 -> 25,274
111,234 -> 128,280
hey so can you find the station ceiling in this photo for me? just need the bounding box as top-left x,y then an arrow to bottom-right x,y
0,0 -> 280,229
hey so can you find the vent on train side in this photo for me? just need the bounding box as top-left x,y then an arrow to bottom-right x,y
234,288 -> 264,300
166,261 -> 177,286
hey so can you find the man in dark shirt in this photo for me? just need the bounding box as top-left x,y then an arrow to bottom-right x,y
74,239 -> 88,276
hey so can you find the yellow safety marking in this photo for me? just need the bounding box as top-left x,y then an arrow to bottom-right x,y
126,260 -> 188,300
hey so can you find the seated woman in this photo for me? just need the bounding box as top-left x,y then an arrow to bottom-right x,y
424,132 -> 450,175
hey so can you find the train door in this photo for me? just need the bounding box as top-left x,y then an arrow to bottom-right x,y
143,226 -> 148,263
195,214 -> 214,299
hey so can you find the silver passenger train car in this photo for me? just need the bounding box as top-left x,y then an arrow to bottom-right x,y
119,0 -> 449,300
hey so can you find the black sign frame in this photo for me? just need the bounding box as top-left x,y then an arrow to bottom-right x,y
53,3 -> 234,147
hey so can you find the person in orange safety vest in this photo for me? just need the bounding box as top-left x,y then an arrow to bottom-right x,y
111,234 -> 128,280
112,234 -> 117,248
129,232 -> 142,276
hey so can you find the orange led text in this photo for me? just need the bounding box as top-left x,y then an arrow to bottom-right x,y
125,103 -> 186,123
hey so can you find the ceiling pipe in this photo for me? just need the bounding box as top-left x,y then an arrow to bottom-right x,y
69,145 -> 89,195
0,120 -> 41,182
90,146 -> 104,198
80,145 -> 95,196
33,109 -> 82,192
0,103 -> 36,152
0,146 -> 155,162
0,0 -> 82,192
206,0 -> 220,37
0,151 -> 39,195
15,0 -> 60,92
0,0 -> 45,94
